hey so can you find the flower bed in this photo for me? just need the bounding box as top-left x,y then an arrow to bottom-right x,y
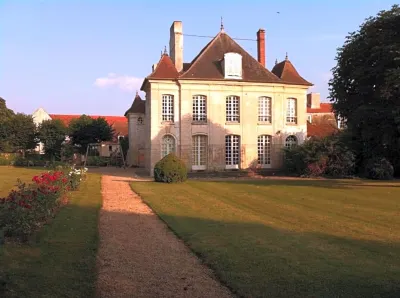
0,167 -> 88,241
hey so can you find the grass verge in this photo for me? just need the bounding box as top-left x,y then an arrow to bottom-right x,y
131,179 -> 400,298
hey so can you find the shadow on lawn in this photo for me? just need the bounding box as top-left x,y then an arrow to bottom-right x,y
98,209 -> 400,298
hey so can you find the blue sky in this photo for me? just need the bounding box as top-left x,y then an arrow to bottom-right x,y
0,0 -> 396,116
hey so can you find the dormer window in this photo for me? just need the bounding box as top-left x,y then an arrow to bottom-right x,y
223,52 -> 242,79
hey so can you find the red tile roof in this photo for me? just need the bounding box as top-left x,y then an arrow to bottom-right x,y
307,103 -> 333,114
271,59 -> 313,86
49,114 -> 128,136
307,122 -> 339,138
148,54 -> 180,79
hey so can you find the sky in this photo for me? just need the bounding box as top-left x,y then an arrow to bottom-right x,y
0,0 -> 396,116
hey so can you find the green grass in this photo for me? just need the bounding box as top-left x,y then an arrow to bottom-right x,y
131,179 -> 400,298
0,169 -> 102,298
0,166 -> 43,196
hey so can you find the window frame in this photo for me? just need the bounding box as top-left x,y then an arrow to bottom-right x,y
161,134 -> 176,158
226,95 -> 240,123
286,97 -> 297,124
257,135 -> 272,168
161,94 -> 174,123
192,95 -> 207,123
225,134 -> 240,169
258,96 -> 272,123
192,134 -> 208,170
285,135 -> 298,149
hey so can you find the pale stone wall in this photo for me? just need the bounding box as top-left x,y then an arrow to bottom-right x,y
32,107 -> 52,153
126,112 -> 146,166
140,79 -> 309,176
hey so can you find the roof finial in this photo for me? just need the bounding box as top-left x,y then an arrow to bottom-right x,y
285,52 -> 288,61
220,16 -> 224,32
161,50 -> 163,57
136,90 -> 138,96
163,46 -> 167,55
275,58 -> 278,65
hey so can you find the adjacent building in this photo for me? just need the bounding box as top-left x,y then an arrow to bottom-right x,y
126,21 -> 315,175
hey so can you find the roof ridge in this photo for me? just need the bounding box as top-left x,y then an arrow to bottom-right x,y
146,54 -> 168,78
180,31 -> 222,77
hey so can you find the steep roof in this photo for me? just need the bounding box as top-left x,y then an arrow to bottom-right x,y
307,103 -> 333,114
180,32 -> 282,83
272,58 -> 313,86
148,53 -> 180,79
125,93 -> 145,116
49,114 -> 128,136
307,122 -> 339,138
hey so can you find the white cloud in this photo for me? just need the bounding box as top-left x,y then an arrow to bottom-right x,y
94,73 -> 143,92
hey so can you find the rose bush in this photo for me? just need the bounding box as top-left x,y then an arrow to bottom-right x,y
0,167 -> 87,241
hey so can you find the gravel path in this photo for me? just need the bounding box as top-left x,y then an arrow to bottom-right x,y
96,175 -> 233,298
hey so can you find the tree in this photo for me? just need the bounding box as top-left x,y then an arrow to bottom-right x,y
6,113 -> 37,155
38,119 -> 67,161
329,5 -> 400,174
69,115 -> 114,154
0,98 -> 15,152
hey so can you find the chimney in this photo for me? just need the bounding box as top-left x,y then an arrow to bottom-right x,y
169,21 -> 183,72
257,29 -> 266,67
307,93 -> 321,109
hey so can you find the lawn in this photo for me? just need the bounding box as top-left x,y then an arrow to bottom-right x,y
131,179 -> 400,298
0,166 -> 43,196
0,167 -> 102,298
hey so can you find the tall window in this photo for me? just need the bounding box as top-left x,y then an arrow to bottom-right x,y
161,135 -> 175,157
258,135 -> 272,167
286,98 -> 297,124
225,135 -> 240,169
285,135 -> 297,149
162,95 -> 174,122
193,95 -> 207,122
226,96 -> 240,122
192,135 -> 207,170
258,96 -> 272,122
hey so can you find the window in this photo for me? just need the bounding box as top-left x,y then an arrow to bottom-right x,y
258,135 -> 272,167
161,135 -> 175,157
286,98 -> 297,124
223,53 -> 243,79
258,97 -> 272,122
162,95 -> 174,122
226,96 -> 240,122
192,95 -> 207,122
307,114 -> 312,123
109,145 -> 113,152
192,135 -> 207,170
285,135 -> 297,149
225,135 -> 240,169
137,117 -> 144,125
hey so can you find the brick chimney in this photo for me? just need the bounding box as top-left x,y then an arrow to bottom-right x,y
307,92 -> 321,109
169,21 -> 183,72
257,29 -> 266,67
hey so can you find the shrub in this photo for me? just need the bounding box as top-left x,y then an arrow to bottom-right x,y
154,153 -> 187,183
0,153 -> 18,166
364,157 -> 394,180
86,156 -> 109,167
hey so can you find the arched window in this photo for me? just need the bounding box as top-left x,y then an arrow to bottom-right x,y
225,135 -> 240,169
286,98 -> 297,124
192,95 -> 207,122
226,96 -> 240,122
257,135 -> 272,167
285,135 -> 297,149
137,117 -> 144,125
258,97 -> 272,122
192,135 -> 207,170
161,135 -> 175,157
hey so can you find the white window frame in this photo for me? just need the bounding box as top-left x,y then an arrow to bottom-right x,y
162,94 -> 174,122
258,135 -> 272,168
192,95 -> 207,122
225,135 -> 240,169
307,114 -> 312,123
223,52 -> 243,79
161,135 -> 175,158
226,96 -> 240,122
192,135 -> 207,170
285,135 -> 298,149
258,96 -> 272,123
286,98 -> 297,124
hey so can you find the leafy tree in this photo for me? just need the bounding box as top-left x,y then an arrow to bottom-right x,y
38,119 -> 67,161
329,5 -> 400,174
0,98 -> 15,152
6,113 -> 37,155
69,115 -> 114,154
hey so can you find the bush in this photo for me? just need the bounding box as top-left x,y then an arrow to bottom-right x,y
0,153 -> 18,166
86,156 -> 109,167
154,153 -> 187,183
283,135 -> 355,178
364,157 -> 394,180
